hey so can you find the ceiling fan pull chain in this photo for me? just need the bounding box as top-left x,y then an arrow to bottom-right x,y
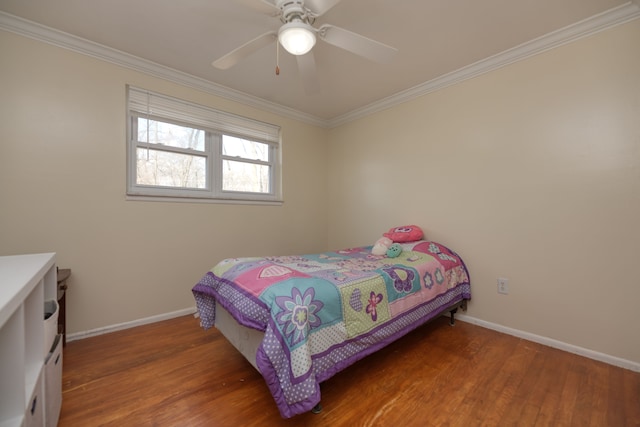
276,41 -> 280,75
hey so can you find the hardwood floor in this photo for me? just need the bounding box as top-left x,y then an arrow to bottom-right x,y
58,315 -> 640,426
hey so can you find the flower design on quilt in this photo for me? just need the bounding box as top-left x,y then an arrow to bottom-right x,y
275,287 -> 324,346
424,271 -> 434,289
366,291 -> 384,321
435,268 -> 445,285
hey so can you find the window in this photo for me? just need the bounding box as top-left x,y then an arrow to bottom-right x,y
127,86 -> 281,203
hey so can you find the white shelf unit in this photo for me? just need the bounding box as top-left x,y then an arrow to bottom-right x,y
0,253 -> 57,427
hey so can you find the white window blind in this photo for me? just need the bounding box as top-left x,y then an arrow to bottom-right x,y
127,86 -> 280,145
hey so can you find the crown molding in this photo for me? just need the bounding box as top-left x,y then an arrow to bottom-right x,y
1,2 -> 639,129
327,1 -> 640,128
0,11 -> 327,128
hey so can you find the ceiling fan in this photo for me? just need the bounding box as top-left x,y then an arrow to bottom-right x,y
212,0 -> 398,92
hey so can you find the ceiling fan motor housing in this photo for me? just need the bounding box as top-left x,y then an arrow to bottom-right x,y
277,0 -> 310,23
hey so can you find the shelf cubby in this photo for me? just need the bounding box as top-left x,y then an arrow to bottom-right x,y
0,253 -> 57,427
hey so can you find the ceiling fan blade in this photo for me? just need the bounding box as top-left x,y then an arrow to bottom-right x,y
212,32 -> 277,69
296,51 -> 320,94
318,24 -> 397,63
234,0 -> 280,16
304,0 -> 343,17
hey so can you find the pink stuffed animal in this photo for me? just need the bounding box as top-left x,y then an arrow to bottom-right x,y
383,225 -> 424,243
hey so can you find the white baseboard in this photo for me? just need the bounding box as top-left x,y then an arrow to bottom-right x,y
66,307 -> 197,342
67,307 -> 639,373
455,313 -> 640,373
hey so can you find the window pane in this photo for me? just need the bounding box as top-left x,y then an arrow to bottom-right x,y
222,135 -> 269,161
136,148 -> 206,189
137,118 -> 205,151
222,159 -> 270,193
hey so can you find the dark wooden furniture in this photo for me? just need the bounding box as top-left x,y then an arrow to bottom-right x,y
56,268 -> 71,347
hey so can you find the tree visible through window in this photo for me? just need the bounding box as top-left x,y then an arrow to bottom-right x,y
136,118 -> 206,189
222,135 -> 270,193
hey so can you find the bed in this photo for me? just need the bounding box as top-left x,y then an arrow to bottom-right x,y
192,239 -> 471,418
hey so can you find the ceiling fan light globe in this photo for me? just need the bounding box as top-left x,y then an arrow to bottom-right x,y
278,22 -> 316,55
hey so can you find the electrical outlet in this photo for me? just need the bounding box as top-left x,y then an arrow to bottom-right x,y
497,277 -> 509,294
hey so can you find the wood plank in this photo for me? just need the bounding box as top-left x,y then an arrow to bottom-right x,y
58,315 -> 640,426
531,347 -> 573,426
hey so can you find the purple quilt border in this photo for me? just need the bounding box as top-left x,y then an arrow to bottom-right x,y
192,272 -> 269,332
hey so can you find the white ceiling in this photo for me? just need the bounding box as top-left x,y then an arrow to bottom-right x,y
1,0 -> 638,125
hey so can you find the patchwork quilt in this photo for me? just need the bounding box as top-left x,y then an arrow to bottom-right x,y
192,240 -> 471,418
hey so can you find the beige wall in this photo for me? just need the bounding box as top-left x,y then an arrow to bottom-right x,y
327,20 -> 640,364
0,31 -> 328,333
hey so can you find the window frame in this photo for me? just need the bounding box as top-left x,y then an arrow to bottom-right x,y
126,86 -> 282,203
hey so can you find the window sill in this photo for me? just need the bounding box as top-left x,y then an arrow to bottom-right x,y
125,194 -> 284,206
